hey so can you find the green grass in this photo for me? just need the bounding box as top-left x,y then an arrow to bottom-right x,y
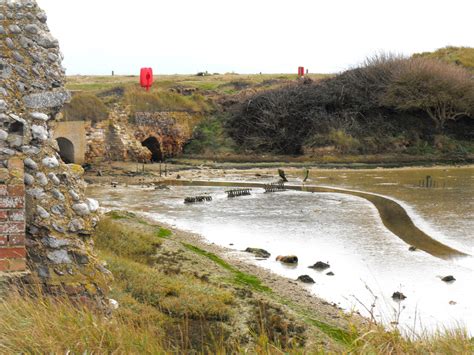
182,243 -> 271,293
156,227 -> 172,239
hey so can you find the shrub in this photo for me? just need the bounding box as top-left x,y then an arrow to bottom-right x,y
184,115 -> 235,155
382,57 -> 474,130
63,93 -> 108,123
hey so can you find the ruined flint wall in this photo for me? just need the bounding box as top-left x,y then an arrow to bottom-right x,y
0,0 -> 109,301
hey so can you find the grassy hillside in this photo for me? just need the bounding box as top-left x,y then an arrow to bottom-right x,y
413,46 -> 474,72
66,73 -> 329,94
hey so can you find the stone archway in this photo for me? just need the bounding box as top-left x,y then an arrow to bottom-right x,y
141,136 -> 163,162
56,137 -> 75,163
52,121 -> 86,165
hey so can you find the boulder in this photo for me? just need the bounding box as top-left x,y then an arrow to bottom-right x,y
245,248 -> 271,259
326,272 -> 335,276
392,292 -> 407,301
276,255 -> 298,264
408,246 -> 417,251
309,261 -> 330,271
441,275 -> 456,282
297,275 -> 315,284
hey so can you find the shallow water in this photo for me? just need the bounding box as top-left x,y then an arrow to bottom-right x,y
87,167 -> 473,334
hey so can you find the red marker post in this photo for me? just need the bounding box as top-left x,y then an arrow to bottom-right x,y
140,68 -> 154,91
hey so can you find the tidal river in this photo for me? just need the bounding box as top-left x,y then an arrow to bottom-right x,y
88,166 -> 473,334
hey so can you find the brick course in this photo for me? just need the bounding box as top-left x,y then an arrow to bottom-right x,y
0,158 -> 27,274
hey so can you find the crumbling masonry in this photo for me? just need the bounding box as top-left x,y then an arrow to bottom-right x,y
1,0 -> 109,303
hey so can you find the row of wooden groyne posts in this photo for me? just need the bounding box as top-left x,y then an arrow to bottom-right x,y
184,182 -> 286,204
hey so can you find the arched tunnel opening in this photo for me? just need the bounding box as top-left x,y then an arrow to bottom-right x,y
142,136 -> 163,162
56,137 -> 75,164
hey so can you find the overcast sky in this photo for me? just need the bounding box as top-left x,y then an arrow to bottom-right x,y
36,0 -> 474,75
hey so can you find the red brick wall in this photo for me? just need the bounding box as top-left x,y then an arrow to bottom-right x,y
0,158 -> 26,273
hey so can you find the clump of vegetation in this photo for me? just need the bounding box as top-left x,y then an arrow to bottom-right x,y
227,54 -> 474,155
125,88 -> 213,115
183,115 -> 236,155
94,218 -> 162,264
63,93 -> 109,123
413,46 -> 474,72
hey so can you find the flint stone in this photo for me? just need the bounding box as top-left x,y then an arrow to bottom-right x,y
25,24 -> 39,34
36,205 -> 50,219
68,218 -> 85,232
47,250 -> 72,264
48,172 -> 60,185
31,124 -> 48,140
24,173 -> 34,185
42,156 -> 59,168
0,129 -> 7,140
36,31 -> 59,48
8,25 -> 21,34
5,37 -> 14,49
36,11 -> 47,22
27,187 -> 46,199
30,112 -> 49,121
21,145 -> 40,155
86,198 -> 99,212
51,188 -> 65,201
43,236 -> 71,249
72,203 -> 90,216
69,189 -> 80,201
0,148 -> 15,155
12,51 -> 24,63
35,172 -> 48,186
51,204 -> 66,215
23,90 -> 71,109
24,157 -> 38,170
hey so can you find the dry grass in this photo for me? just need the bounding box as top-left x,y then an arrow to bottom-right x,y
62,93 -> 109,122
125,87 -> 212,114
0,290 -> 165,354
351,324 -> 473,354
94,218 -> 162,265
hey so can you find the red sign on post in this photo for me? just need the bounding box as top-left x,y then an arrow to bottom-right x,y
140,68 -> 154,91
